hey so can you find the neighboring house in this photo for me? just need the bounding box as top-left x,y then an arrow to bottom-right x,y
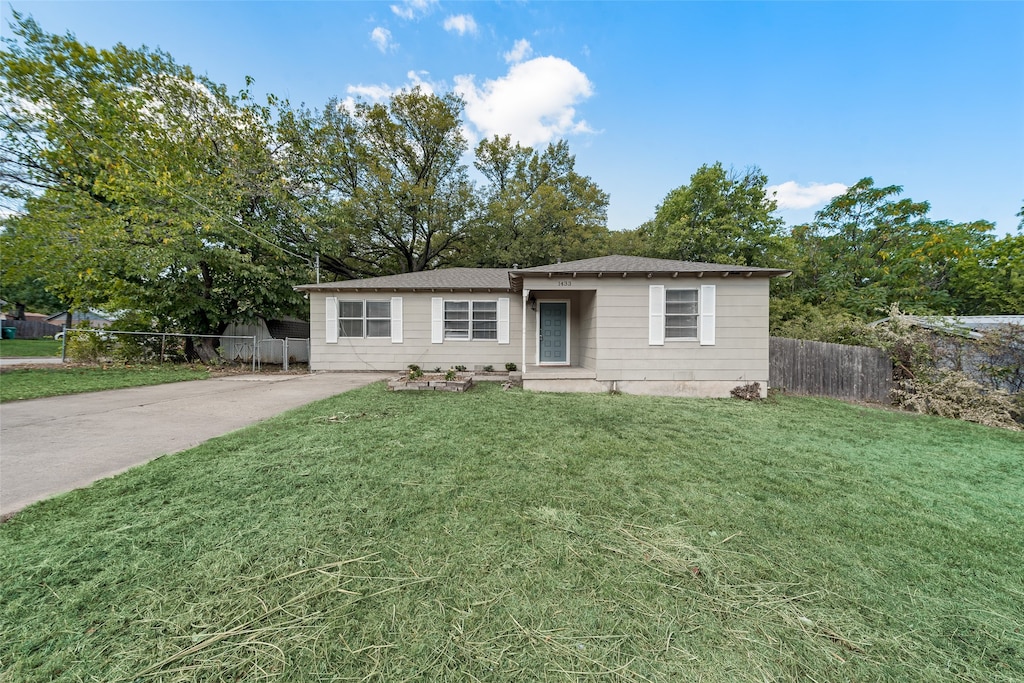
46,310 -> 112,328
297,255 -> 791,397
871,315 -> 1024,340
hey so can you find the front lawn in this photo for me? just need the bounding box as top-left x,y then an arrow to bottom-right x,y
0,365 -> 209,402
1,385 -> 1021,681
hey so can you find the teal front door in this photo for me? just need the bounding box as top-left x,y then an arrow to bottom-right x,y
539,302 -> 568,364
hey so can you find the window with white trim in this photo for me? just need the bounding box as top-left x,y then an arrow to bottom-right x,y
665,289 -> 698,339
444,300 -> 498,340
339,300 -> 391,338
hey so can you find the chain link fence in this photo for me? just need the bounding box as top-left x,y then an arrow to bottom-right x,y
60,328 -> 263,370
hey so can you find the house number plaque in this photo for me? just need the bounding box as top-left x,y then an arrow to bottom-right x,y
557,280 -> 572,287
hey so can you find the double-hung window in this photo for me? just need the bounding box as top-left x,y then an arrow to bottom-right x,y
665,289 -> 698,340
339,300 -> 391,338
444,301 -> 497,340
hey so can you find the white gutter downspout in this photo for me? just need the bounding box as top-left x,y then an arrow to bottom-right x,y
522,288 -> 529,377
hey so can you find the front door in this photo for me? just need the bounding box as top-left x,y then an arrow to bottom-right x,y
539,301 -> 568,364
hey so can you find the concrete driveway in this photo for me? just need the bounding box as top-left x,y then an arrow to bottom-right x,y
0,372 -> 391,519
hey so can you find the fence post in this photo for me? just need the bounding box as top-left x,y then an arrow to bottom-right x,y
61,325 -> 67,363
252,335 -> 257,373
283,338 -> 289,372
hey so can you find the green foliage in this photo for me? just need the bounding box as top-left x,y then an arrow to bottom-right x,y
641,163 -> 791,268
463,136 -> 610,267
1,13 -> 307,336
505,361 -> 517,371
770,301 -> 885,347
406,364 -> 423,380
444,367 -> 457,380
0,277 -> 63,315
786,178 -> 1002,317
948,233 -> 1024,315
275,89 -> 475,278
64,326 -> 113,364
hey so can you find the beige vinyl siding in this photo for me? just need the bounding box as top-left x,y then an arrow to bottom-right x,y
309,291 -> 522,371
591,276 -> 770,384
577,290 -> 598,370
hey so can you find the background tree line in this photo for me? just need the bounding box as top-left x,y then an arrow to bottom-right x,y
2,13 -> 1020,344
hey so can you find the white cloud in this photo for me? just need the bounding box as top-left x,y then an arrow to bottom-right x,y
766,181 -> 848,210
391,0 -> 437,20
504,39 -> 533,64
346,83 -> 395,102
370,27 -> 395,53
443,14 -> 477,36
342,71 -> 439,110
455,56 -> 594,147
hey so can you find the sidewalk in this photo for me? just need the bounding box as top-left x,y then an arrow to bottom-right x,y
0,372 -> 390,519
0,356 -> 63,367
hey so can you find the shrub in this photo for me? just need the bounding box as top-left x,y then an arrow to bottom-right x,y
505,362 -> 517,372
65,326 -> 112,363
482,365 -> 494,372
444,368 -> 457,381
407,364 -> 423,380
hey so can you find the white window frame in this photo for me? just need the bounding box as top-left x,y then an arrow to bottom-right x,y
665,288 -> 699,341
338,299 -> 391,339
443,300 -> 498,341
650,284 -> 716,346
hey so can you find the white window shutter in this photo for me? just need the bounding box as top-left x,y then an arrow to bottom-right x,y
431,297 -> 443,344
497,297 -> 510,344
391,296 -> 403,343
325,296 -> 338,344
700,284 -> 716,346
649,285 -> 665,346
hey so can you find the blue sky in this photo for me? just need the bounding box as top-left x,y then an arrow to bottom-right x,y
3,1 -> 1022,235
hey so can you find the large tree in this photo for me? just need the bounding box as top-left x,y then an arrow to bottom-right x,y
464,135 -> 609,268
789,178 -> 997,316
0,13 -> 306,356
640,163 -> 791,268
275,89 -> 475,279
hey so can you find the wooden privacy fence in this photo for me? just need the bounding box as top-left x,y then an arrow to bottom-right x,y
770,337 -> 893,403
2,319 -> 63,339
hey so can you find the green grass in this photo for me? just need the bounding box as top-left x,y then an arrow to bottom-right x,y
0,338 -> 61,357
0,365 -> 209,402
1,384 -> 1021,682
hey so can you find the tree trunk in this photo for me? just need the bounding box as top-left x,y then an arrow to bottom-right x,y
184,335 -> 222,363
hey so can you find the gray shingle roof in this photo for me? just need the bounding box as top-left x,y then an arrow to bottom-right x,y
295,256 -> 791,293
512,255 -> 790,276
295,268 -> 513,292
